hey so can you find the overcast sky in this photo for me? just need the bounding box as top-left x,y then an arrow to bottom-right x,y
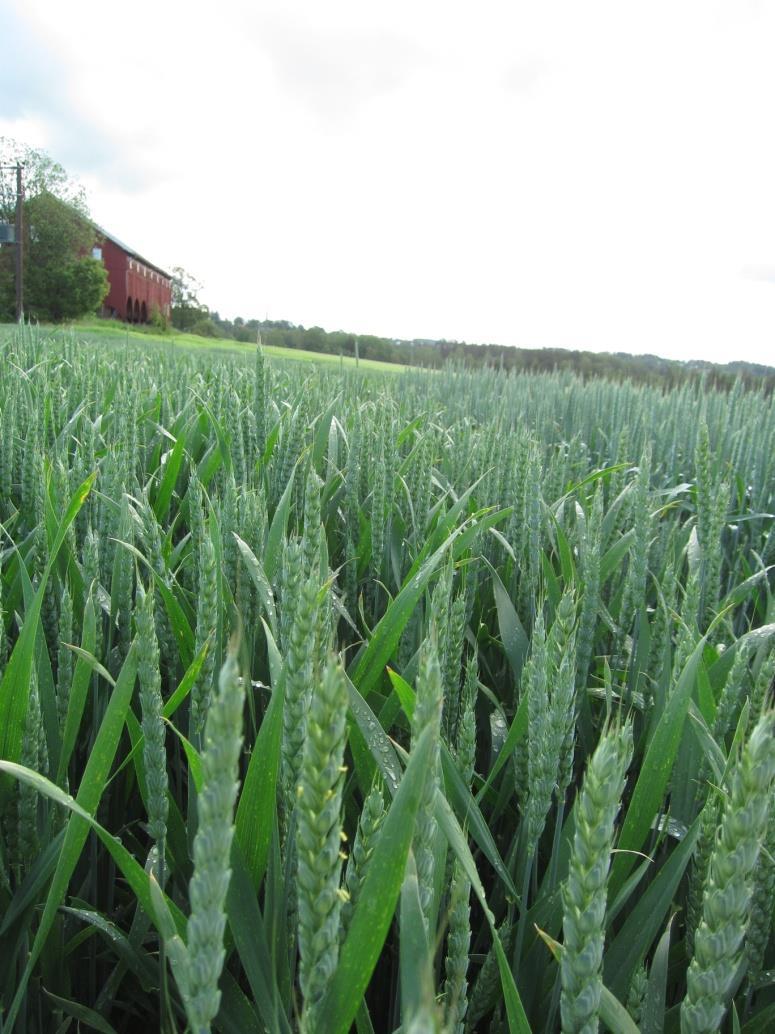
2,0 -> 774,364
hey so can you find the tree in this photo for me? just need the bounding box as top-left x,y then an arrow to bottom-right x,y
188,315 -> 223,338
24,190 -> 107,321
0,137 -> 87,211
40,257 -> 108,322
170,266 -> 208,330
0,138 -> 108,322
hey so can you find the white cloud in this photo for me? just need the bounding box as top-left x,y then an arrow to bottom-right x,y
2,0 -> 774,364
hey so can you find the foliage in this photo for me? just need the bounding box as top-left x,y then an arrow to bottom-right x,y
188,315 -> 223,339
0,136 -> 88,212
0,139 -> 108,322
29,251 -> 108,322
171,265 -> 208,331
196,312 -> 775,391
150,303 -> 171,333
0,323 -> 773,1033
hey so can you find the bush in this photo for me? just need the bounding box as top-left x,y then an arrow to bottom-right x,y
188,316 -> 222,338
150,305 -> 169,333
28,256 -> 108,322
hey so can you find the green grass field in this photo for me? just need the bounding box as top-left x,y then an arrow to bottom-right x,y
55,318 -> 410,373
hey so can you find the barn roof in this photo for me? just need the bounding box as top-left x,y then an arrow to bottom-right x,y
92,221 -> 173,280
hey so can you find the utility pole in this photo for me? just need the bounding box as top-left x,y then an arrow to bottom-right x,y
1,162 -> 24,321
15,164 -> 24,322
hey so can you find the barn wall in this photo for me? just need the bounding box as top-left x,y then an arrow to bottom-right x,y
101,239 -> 128,319
99,237 -> 172,323
126,259 -> 172,321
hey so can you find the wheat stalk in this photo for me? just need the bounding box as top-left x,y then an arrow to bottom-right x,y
561,722 -> 633,1034
681,712 -> 775,1033
297,657 -> 349,1031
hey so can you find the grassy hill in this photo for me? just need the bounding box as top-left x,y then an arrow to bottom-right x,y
4,318 -> 409,374
4,316 -> 774,390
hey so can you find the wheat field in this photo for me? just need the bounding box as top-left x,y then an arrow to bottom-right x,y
0,323 -> 774,1034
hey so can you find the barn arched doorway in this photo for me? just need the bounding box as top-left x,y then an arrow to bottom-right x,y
140,301 -> 148,323
134,299 -> 140,322
126,296 -> 133,322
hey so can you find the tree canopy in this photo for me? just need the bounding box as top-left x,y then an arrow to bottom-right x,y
188,310 -> 775,392
0,138 -> 108,322
170,265 -> 208,331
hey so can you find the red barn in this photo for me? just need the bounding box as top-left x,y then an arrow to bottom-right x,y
93,224 -> 173,323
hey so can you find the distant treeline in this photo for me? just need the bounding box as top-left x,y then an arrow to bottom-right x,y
180,308 -> 775,392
